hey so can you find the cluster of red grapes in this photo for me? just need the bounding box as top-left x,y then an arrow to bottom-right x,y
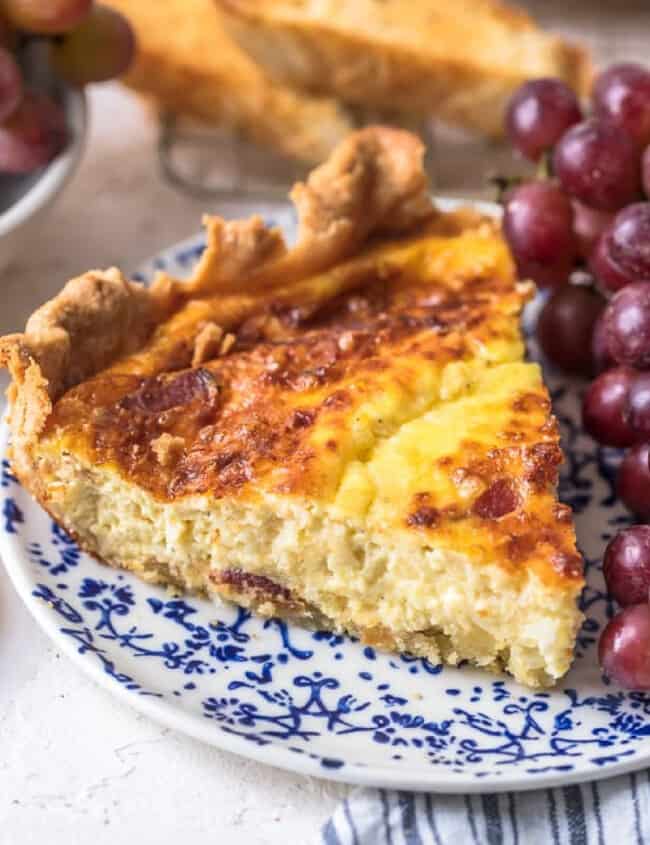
0,0 -> 134,173
504,64 -> 650,689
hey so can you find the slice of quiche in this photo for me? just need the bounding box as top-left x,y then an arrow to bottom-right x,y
0,127 -> 583,687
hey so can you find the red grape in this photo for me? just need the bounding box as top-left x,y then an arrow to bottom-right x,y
593,63 -> 650,149
618,443 -> 650,520
2,0 -> 92,34
506,78 -> 581,162
590,227 -> 636,292
573,201 -> 613,260
607,203 -> 650,282
553,118 -> 641,211
643,145 -> 650,197
537,284 -> 605,376
0,46 -> 22,123
582,366 -> 637,447
0,91 -> 67,173
592,313 -> 616,374
599,604 -> 650,689
604,525 -> 650,606
51,5 -> 136,86
604,283 -> 650,368
502,181 -> 576,289
628,372 -> 650,438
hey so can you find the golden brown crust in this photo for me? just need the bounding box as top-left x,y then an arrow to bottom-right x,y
217,0 -> 592,138
191,322 -> 225,366
105,0 -> 355,163
0,126 -> 433,444
0,269 -> 160,478
19,269 -> 159,397
44,236 -> 533,506
188,126 -> 432,295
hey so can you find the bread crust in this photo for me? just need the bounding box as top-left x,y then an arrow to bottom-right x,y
217,0 -> 592,138
105,0 -> 355,163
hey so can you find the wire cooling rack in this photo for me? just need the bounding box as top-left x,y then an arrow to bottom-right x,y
157,111 -> 436,201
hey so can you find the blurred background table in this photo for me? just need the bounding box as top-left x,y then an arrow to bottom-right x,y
1,2 -> 649,843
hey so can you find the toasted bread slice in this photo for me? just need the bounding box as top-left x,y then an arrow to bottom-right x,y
105,0 -> 354,162
216,0 -> 591,138
1,127 -> 583,687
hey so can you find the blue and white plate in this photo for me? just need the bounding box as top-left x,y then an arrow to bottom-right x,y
1,199 -> 647,793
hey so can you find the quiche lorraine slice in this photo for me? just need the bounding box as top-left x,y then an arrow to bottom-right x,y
0,128 -> 583,687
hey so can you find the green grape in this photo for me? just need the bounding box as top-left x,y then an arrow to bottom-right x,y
51,5 -> 135,86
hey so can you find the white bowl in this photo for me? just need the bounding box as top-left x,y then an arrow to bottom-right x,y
0,84 -> 87,274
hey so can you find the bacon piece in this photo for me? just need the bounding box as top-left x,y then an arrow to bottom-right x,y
120,368 -> 220,414
216,569 -> 293,603
473,478 -> 519,520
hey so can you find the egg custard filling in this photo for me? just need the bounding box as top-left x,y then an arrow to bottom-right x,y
0,127 -> 583,687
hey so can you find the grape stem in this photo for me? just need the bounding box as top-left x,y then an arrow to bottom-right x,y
489,174 -> 523,206
536,150 -> 553,180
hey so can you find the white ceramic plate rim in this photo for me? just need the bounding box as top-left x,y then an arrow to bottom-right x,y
3,196 -> 645,793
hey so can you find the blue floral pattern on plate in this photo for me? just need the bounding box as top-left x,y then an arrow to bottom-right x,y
2,200 -> 648,793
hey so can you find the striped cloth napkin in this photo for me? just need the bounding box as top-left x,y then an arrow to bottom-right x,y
320,774 -> 650,844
